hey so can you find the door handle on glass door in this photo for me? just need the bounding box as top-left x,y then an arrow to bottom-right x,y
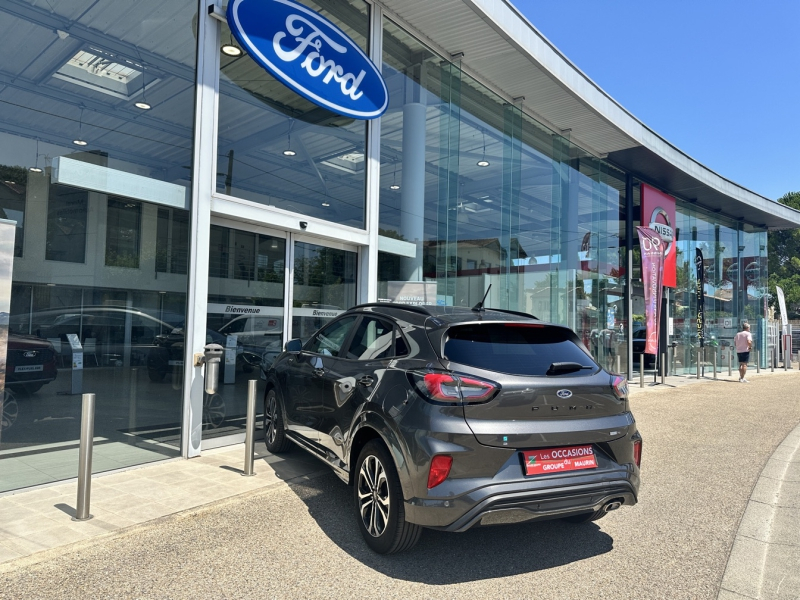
313,368 -> 325,377
358,376 -> 374,387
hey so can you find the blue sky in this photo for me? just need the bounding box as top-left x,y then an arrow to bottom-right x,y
513,1 -> 800,201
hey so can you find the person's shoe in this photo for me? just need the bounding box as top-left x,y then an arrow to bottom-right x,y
742,378 -> 750,383
739,378 -> 744,383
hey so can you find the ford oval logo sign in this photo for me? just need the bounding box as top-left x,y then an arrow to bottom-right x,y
556,389 -> 572,399
227,0 -> 388,119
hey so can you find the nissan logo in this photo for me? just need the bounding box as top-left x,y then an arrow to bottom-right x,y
22,350 -> 38,358
556,389 -> 572,399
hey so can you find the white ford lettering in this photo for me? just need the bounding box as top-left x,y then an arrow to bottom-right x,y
273,15 -> 366,101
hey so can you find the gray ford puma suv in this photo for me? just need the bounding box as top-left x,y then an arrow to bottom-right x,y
263,303 -> 641,554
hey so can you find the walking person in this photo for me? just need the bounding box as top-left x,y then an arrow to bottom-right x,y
734,322 -> 753,383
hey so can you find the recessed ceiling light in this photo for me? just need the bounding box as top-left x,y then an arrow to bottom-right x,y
389,184 -> 400,190
73,139 -> 88,146
321,202 -> 330,207
283,149 -> 296,156
3,180 -> 15,185
29,167 -> 43,173
477,160 -> 490,167
221,44 -> 242,57
134,101 -> 151,110
483,198 -> 493,203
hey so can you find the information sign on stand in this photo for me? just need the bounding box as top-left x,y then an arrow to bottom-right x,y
224,335 -> 237,384
66,333 -> 83,395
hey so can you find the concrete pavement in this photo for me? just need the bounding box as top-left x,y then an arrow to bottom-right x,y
0,369 -> 799,598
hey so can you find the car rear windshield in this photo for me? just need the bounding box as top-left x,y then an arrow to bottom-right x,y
443,323 -> 597,376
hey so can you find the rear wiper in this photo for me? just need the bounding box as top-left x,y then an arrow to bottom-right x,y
546,362 -> 594,376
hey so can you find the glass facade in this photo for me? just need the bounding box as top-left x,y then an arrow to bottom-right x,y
0,0 -> 197,492
216,0 -> 370,228
377,18 -> 628,373
0,0 -> 775,494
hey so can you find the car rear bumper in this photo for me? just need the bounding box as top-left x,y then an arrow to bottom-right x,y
403,465 -> 639,531
424,481 -> 637,532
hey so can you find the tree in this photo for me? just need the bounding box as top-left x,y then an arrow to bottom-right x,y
768,192 -> 800,318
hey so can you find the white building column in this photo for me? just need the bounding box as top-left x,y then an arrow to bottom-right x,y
399,102 -> 426,281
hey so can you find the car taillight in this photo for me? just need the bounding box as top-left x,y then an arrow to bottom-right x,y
410,371 -> 499,405
427,455 -> 453,489
612,375 -> 628,399
633,439 -> 642,467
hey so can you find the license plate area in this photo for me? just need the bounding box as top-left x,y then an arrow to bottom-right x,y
522,445 -> 597,476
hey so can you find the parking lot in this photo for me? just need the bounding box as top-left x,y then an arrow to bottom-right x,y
2,372 -> 800,599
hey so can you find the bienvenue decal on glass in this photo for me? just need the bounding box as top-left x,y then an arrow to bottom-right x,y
227,0 -> 388,119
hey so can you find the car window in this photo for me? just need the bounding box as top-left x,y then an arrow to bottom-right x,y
305,316 -> 357,357
443,323 -> 598,376
346,317 -> 395,361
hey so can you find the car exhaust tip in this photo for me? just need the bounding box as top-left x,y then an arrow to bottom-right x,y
603,501 -> 623,512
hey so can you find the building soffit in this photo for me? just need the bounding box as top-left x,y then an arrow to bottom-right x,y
377,0 -> 800,230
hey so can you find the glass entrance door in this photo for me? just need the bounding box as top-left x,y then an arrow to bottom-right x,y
290,240 -> 358,344
204,225 -> 286,441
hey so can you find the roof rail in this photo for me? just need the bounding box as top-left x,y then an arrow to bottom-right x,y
351,302 -> 433,316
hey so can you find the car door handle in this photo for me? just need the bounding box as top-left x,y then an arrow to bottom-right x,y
313,368 -> 325,377
358,376 -> 374,387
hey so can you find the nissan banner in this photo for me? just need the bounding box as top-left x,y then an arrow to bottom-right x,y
637,226 -> 664,355
696,248 -> 705,347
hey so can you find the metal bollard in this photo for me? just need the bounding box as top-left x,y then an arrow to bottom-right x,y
661,353 -> 666,384
615,354 -> 621,375
728,349 -> 732,377
771,346 -> 775,372
74,393 -> 95,521
243,380 -> 257,477
712,350 -> 717,380
756,350 -> 760,373
696,349 -> 701,379
785,344 -> 789,371
128,367 -> 138,433
640,356 -> 644,388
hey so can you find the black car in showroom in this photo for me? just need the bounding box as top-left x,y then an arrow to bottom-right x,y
263,303 -> 641,554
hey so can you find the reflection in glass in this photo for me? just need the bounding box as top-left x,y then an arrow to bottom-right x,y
292,242 -> 357,343
216,0 -> 369,228
377,18 -> 627,374
205,226 -> 286,440
0,0 -> 198,493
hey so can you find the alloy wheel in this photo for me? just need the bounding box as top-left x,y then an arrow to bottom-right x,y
357,454 -> 390,537
265,392 -> 278,446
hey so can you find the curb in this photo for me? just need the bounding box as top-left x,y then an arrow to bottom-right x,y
717,422 -> 800,599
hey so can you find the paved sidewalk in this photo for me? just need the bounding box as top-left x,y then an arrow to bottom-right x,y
0,444 -> 325,568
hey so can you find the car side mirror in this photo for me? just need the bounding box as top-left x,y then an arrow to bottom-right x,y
284,338 -> 303,353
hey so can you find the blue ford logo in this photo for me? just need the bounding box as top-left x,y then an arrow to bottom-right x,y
227,0 -> 388,119
556,389 -> 572,399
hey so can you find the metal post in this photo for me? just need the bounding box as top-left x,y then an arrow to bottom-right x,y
243,380 -> 257,477
639,355 -> 644,388
615,354 -> 621,375
712,349 -> 717,380
756,350 -> 760,374
661,353 -> 665,384
74,393 -> 95,521
728,348 -> 732,377
128,367 -> 138,433
785,339 -> 789,371
771,346 -> 775,372
696,349 -> 701,379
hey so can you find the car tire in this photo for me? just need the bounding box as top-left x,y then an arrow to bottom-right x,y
264,388 -> 291,453
148,369 -> 167,383
354,440 -> 421,554
562,509 -> 608,524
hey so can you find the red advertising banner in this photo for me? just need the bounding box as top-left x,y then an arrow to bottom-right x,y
638,226 -> 664,355
641,183 -> 676,288
522,445 -> 597,476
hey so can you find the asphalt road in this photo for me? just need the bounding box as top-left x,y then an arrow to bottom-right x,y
2,373 -> 800,599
